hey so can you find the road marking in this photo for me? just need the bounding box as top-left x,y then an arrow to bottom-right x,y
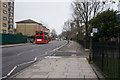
45,52 -> 47,55
1,57 -> 37,79
17,52 -> 23,56
71,54 -> 76,56
53,42 -> 68,52
68,41 -> 73,48
68,44 -> 71,47
17,49 -> 38,56
45,56 -> 62,59
7,66 -> 17,76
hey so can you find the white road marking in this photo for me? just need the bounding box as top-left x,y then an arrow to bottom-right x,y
2,57 -> 38,79
7,66 -> 17,76
53,42 -> 68,51
17,52 -> 23,56
71,54 -> 76,56
45,56 -> 62,59
68,44 -> 71,47
45,52 -> 48,55
68,41 -> 73,48
17,48 -> 39,56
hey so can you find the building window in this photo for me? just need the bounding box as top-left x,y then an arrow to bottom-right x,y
8,6 -> 13,11
3,17 -> 7,20
8,1 -> 13,5
8,30 -> 13,34
3,3 -> 7,8
3,23 -> 6,27
3,10 -> 7,14
3,30 -> 6,33
8,25 -> 13,29
8,12 -> 13,17
8,18 -> 13,23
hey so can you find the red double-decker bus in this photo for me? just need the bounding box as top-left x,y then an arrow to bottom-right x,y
35,30 -> 49,44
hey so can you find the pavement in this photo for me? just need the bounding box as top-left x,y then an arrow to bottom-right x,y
10,41 -> 98,79
0,40 -> 56,48
0,43 -> 31,48
12,57 -> 97,79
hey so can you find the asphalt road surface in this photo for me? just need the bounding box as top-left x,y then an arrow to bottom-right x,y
2,40 -> 67,77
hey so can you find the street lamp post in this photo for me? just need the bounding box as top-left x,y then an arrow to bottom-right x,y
89,28 -> 99,62
89,33 -> 93,62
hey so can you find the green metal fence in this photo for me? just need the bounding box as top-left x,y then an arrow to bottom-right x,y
1,34 -> 27,45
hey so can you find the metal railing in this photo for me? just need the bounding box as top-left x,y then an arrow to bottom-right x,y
92,41 -> 120,79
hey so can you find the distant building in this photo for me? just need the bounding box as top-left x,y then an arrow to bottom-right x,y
0,0 -> 14,34
16,19 -> 50,36
46,28 -> 50,36
42,26 -> 46,32
42,26 -> 50,35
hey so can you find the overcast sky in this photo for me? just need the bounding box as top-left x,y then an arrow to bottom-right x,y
14,0 -> 72,35
14,0 -> 119,35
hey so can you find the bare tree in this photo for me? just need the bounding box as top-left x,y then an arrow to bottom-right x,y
71,0 -> 106,39
62,20 -> 71,32
51,29 -> 57,39
62,20 -> 72,41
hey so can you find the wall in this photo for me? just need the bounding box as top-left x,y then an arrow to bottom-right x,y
1,33 -> 27,45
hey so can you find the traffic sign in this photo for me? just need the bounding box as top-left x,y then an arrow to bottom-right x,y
92,28 -> 99,33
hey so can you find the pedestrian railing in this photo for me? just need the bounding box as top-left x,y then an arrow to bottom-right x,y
92,41 -> 120,79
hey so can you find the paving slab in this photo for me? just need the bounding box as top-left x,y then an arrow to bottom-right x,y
12,57 -> 98,79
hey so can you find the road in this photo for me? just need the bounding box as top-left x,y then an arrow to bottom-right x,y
2,40 -> 67,77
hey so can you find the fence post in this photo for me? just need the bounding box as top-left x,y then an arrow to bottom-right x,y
89,37 -> 92,62
101,43 -> 104,72
118,41 -> 120,79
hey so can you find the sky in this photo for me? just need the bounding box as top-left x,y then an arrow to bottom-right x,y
14,0 -> 119,35
14,0 -> 72,35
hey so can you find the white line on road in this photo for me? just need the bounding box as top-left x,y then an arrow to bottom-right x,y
1,57 -> 37,79
17,52 -> 23,56
68,41 -> 73,48
45,52 -> 48,55
68,44 -> 71,48
71,54 -> 76,56
53,42 -> 68,52
17,48 -> 39,56
7,66 -> 17,76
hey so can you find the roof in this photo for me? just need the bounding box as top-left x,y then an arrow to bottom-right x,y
46,28 -> 50,30
16,19 -> 42,25
42,26 -> 50,30
35,30 -> 43,32
42,26 -> 46,28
